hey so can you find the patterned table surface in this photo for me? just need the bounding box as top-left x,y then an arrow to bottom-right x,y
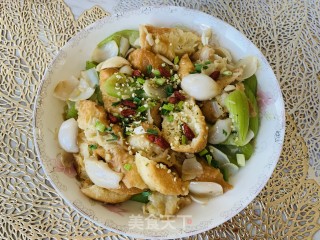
0,0 -> 319,239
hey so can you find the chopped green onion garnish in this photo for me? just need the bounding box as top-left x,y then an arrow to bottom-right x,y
167,115 -> 174,122
165,85 -> 174,97
222,129 -> 228,136
105,127 -> 112,132
95,121 -> 106,132
146,129 -> 158,135
236,154 -> 246,167
133,97 -> 142,105
107,133 -> 119,141
146,65 -> 152,74
199,149 -> 209,156
155,78 -> 166,85
130,191 -> 151,203
206,154 -> 212,165
203,65 -> 208,69
124,163 -> 132,171
137,77 -> 145,84
174,56 -> 179,65
137,105 -> 148,112
176,101 -> 184,111
204,60 -> 211,65
222,70 -> 233,76
195,63 -> 203,72
89,144 -> 98,150
152,69 -> 161,77
162,103 -> 175,111
181,135 -> 187,145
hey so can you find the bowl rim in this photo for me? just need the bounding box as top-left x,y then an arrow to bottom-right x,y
32,5 -> 286,239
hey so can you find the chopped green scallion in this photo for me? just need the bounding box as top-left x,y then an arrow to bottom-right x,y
222,70 -> 233,76
137,105 -> 148,112
181,135 -> 187,145
155,78 -> 166,85
124,163 -> 132,171
95,121 -> 106,132
206,154 -> 212,165
162,103 -> 175,111
89,144 -> 98,150
152,69 -> 161,77
167,115 -> 174,122
137,77 -> 145,84
199,149 -> 209,156
107,133 -> 119,141
174,56 -> 179,65
146,129 -> 158,135
146,65 -> 152,74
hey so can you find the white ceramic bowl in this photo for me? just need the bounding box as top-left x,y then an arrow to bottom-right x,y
33,6 -> 285,239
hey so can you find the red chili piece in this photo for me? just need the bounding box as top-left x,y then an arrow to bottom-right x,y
174,91 -> 186,101
147,134 -> 156,142
182,123 -> 195,140
159,66 -> 171,78
121,100 -> 137,109
121,109 -> 136,117
210,71 -> 220,80
168,97 -> 179,104
154,136 -> 170,149
109,114 -> 119,124
147,134 -> 170,149
132,70 -> 141,77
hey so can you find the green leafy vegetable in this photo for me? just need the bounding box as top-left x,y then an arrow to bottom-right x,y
243,74 -> 257,95
225,90 -> 249,145
64,101 -> 78,120
89,144 -> 98,150
98,30 -> 139,48
244,82 -> 259,137
86,61 -> 97,70
130,191 -> 151,203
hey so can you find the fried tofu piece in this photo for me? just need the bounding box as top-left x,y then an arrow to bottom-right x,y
128,49 -> 164,74
143,192 -> 191,218
76,100 -> 109,130
81,181 -> 131,204
122,163 -> 148,190
191,45 -> 216,62
162,98 -> 208,153
178,54 -> 194,79
195,160 -> 233,192
135,153 -> 189,196
139,25 -> 202,60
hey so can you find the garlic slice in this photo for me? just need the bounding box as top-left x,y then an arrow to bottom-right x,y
84,157 -> 123,189
58,118 -> 79,153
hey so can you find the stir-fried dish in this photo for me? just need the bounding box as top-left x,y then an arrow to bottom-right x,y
54,25 -> 260,218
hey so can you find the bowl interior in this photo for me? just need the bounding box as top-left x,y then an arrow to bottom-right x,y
33,6 -> 285,239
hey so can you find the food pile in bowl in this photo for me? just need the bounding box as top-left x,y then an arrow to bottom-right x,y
53,24 -> 259,218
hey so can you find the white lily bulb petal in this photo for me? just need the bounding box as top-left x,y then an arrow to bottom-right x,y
182,157 -> 203,181
236,56 -> 258,80
85,157 -> 123,189
119,65 -> 133,75
99,56 -> 131,70
119,37 -> 130,57
58,118 -> 79,153
190,194 -> 211,205
133,126 -> 146,135
181,73 -> 220,101
208,118 -> 232,144
208,145 -> 230,167
189,182 -> 223,197
91,40 -> 118,63
53,77 -> 79,101
68,85 -> 95,101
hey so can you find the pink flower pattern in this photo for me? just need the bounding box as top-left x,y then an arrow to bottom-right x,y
52,153 -> 77,178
